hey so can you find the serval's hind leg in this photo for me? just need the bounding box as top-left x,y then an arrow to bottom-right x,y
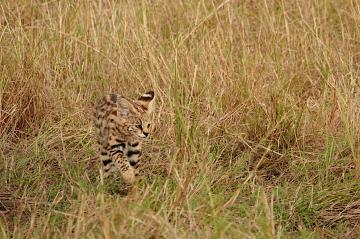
97,145 -> 117,181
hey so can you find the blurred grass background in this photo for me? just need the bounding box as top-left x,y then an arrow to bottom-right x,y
0,0 -> 359,238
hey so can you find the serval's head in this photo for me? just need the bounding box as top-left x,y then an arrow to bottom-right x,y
124,90 -> 156,140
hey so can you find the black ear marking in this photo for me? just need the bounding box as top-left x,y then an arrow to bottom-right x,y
138,90 -> 155,101
145,90 -> 154,97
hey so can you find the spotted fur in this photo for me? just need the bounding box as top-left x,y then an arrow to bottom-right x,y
93,90 -> 155,184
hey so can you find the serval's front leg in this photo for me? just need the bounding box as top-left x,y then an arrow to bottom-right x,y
108,141 -> 135,184
113,154 -> 135,184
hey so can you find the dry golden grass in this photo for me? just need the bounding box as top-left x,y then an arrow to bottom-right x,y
1,0 -> 359,238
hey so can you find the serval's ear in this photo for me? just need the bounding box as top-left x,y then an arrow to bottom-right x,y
137,90 -> 155,113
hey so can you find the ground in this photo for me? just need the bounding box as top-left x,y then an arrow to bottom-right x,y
0,0 -> 359,238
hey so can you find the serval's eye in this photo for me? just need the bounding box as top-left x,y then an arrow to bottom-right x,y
147,123 -> 151,128
136,124 -> 143,130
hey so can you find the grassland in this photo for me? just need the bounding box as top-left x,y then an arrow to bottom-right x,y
0,0 -> 359,238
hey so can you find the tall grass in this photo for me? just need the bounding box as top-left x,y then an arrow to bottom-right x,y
1,0 -> 359,238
